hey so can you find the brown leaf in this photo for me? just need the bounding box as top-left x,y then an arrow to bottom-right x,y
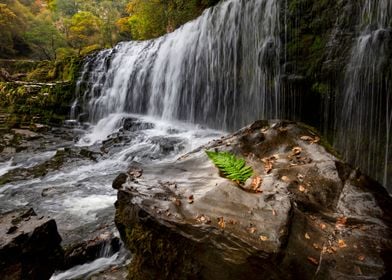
218,217 -> 225,229
172,198 -> 181,207
188,195 -> 194,204
196,214 -> 211,224
319,223 -> 326,230
300,136 -> 314,142
247,226 -> 257,234
281,176 -> 290,182
338,239 -> 347,248
251,176 -> 263,192
299,185 -> 306,192
305,233 -> 310,240
262,156 -> 277,174
307,257 -> 319,265
312,243 -> 321,250
297,173 -> 304,181
292,147 -> 302,155
300,135 -> 320,144
259,235 -> 268,241
336,216 -> 347,229
358,255 -> 365,261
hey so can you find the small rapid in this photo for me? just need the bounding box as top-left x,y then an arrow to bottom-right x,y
0,114 -> 222,278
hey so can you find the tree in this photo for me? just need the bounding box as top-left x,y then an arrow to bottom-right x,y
68,11 -> 102,54
0,4 -> 18,56
24,13 -> 65,60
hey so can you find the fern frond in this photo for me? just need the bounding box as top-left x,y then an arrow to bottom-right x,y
206,151 -> 253,184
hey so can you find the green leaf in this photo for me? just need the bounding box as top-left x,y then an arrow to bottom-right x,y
206,150 -> 253,184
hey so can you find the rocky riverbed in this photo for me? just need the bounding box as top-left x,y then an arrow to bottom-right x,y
0,114 -> 222,279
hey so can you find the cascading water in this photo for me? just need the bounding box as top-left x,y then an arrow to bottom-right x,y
74,0 -> 391,190
76,0 -> 283,131
334,0 -> 392,189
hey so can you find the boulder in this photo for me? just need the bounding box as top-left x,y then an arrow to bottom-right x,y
0,208 -> 63,280
114,120 -> 392,280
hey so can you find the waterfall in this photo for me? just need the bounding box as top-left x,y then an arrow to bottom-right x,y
334,0 -> 392,188
76,0 -> 282,130
74,0 -> 391,190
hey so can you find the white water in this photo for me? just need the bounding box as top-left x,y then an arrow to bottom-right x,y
50,249 -> 129,280
74,0 -> 391,190
335,0 -> 392,188
75,0 -> 282,131
0,114 -> 222,278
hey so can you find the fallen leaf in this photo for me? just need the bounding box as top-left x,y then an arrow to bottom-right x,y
336,216 -> 347,229
259,235 -> 269,241
218,217 -> 225,229
281,176 -> 290,182
188,195 -> 194,204
297,173 -> 304,181
305,233 -> 310,240
307,257 -> 319,265
338,239 -> 347,248
300,136 -> 320,144
247,226 -> 257,234
292,147 -> 302,155
313,243 -> 321,250
263,161 -> 273,173
251,176 -> 263,192
172,198 -> 181,206
278,127 -> 289,132
196,214 -> 211,224
262,156 -> 277,174
319,223 -> 326,230
358,255 -> 365,261
299,185 -> 306,192
300,136 -> 314,142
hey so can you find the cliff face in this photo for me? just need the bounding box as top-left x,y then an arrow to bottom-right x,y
114,120 -> 392,280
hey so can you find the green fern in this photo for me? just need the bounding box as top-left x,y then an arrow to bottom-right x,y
206,150 -> 253,184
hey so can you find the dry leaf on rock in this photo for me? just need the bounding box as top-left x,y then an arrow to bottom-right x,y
336,216 -> 347,230
196,214 -> 211,224
307,257 -> 319,265
259,235 -> 269,241
292,147 -> 302,155
300,135 -> 320,144
251,176 -> 263,192
281,176 -> 290,182
172,198 -> 181,207
338,239 -> 347,248
218,217 -> 225,229
247,225 -> 257,234
305,233 -> 310,239
358,255 -> 365,261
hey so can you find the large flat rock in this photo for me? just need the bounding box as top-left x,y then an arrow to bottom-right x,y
114,120 -> 392,279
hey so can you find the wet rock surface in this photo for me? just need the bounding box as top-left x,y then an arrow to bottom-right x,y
114,120 -> 392,280
0,208 -> 63,280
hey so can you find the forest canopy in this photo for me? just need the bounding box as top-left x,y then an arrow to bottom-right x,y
0,0 -> 220,60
